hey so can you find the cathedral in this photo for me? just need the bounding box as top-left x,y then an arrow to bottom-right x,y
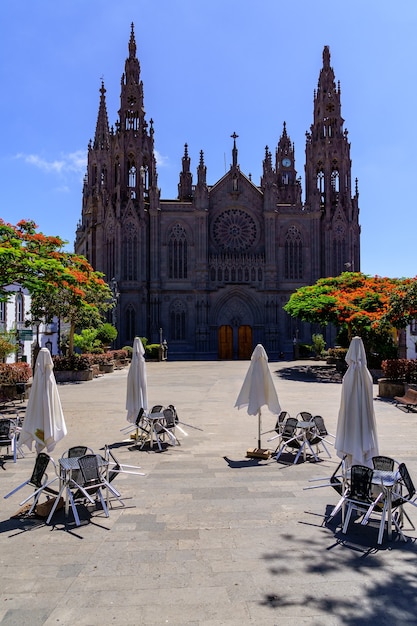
75,24 -> 360,360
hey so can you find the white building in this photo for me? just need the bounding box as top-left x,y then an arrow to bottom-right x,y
0,284 -> 59,364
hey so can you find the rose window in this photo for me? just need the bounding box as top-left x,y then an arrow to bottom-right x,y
213,209 -> 257,251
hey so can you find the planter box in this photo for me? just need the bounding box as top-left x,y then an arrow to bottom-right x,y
0,383 -> 29,401
99,363 -> 114,373
378,378 -> 405,398
54,369 -> 93,383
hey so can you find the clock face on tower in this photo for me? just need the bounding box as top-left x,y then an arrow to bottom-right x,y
282,157 -> 291,167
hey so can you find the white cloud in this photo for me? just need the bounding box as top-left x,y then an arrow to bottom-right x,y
15,150 -> 87,177
154,149 -> 168,167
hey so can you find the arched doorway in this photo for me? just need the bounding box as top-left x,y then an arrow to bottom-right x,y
238,325 -> 252,359
218,325 -> 233,359
218,324 -> 253,360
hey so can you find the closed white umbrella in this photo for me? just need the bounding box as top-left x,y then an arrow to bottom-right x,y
235,344 -> 281,449
126,337 -> 148,423
335,336 -> 379,468
19,348 -> 67,453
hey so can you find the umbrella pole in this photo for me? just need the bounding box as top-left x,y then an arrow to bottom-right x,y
258,410 -> 261,449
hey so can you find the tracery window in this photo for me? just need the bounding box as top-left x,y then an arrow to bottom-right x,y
284,226 -> 303,280
331,169 -> 339,192
170,300 -> 186,340
168,224 -> 188,279
123,225 -> 138,281
128,160 -> 136,199
125,305 -> 136,343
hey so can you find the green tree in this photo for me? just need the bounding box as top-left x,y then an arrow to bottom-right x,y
0,220 -> 113,355
284,272 -> 409,365
96,322 -> 118,348
73,328 -> 101,354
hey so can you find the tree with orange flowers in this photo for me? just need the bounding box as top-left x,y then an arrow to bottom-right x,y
0,219 -> 112,354
283,272 -> 409,362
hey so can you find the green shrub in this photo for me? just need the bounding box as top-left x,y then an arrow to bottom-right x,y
145,343 -> 160,359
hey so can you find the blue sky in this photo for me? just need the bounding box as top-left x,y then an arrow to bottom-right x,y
1,1 -> 416,278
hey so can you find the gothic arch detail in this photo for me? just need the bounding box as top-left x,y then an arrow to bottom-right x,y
123,222 -> 138,281
284,225 -> 303,280
170,299 -> 187,340
168,223 -> 188,279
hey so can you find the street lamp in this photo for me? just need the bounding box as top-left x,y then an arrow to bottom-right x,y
109,278 -> 120,346
32,319 -> 41,368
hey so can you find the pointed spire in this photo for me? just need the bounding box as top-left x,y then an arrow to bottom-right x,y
197,150 -> 207,186
93,81 -> 110,150
231,132 -> 239,168
323,45 -> 331,70
178,143 -> 192,200
129,22 -> 136,58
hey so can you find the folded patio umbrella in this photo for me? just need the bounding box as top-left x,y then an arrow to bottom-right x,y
19,348 -> 67,453
126,336 -> 148,423
235,344 -> 281,449
335,336 -> 379,468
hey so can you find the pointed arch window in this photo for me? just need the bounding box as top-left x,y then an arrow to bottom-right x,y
285,226 -> 303,280
331,169 -> 340,192
333,238 -> 347,276
123,224 -> 138,281
170,300 -> 187,341
125,305 -> 136,343
106,237 -> 115,281
128,160 -> 137,199
168,224 -> 188,279
15,292 -> 24,326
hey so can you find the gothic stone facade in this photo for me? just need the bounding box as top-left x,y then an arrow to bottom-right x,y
75,25 -> 360,360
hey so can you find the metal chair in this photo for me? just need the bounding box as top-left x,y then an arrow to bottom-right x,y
372,455 -> 395,471
4,452 -> 59,513
306,415 -> 332,458
77,454 -> 125,516
264,411 -> 290,445
328,465 -> 384,536
275,417 -> 302,461
0,418 -> 17,463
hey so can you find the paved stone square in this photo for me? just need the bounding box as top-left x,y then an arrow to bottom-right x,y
1,360 -> 417,625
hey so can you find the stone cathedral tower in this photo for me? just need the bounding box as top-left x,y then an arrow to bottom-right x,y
75,26 -> 360,360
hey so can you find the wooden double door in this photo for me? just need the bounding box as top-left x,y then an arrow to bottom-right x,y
218,325 -> 252,360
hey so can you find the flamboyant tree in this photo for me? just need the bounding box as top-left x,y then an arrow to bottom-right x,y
284,272 -> 403,337
283,272 -> 414,363
0,219 -> 113,354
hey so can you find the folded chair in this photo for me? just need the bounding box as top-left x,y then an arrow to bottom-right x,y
328,465 -> 384,535
306,415 -> 332,458
375,462 -> 417,543
120,407 -> 146,436
167,405 -> 188,436
104,445 -> 145,481
77,454 -> 125,514
153,407 -> 180,446
275,417 -> 302,462
4,452 -> 59,514
264,411 -> 290,444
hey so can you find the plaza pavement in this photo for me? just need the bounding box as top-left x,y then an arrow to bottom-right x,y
1,359 -> 417,626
